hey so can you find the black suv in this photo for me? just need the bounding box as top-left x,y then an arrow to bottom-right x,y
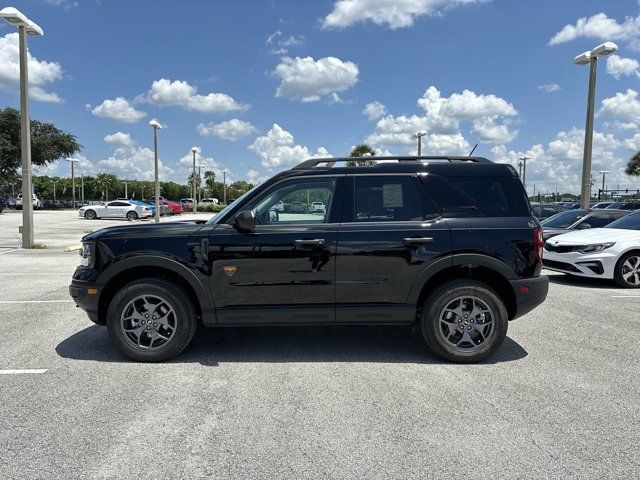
70,156 -> 548,363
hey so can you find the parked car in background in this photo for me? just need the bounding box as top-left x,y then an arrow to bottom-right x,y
160,199 -> 184,214
199,198 -> 219,206
606,201 -> 640,210
543,211 -> 640,288
179,198 -> 194,211
16,193 -> 42,210
530,202 -> 566,221
311,201 -> 326,214
7,197 -> 17,208
593,201 -> 614,209
0,196 -> 5,214
119,198 -> 157,216
541,209 -> 629,240
79,200 -> 153,220
291,201 -> 305,213
271,200 -> 284,212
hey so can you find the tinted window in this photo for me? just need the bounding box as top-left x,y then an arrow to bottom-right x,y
541,210 -> 588,228
606,213 -> 640,230
580,214 -> 613,228
353,176 -> 438,222
424,175 -> 529,217
107,201 -> 129,207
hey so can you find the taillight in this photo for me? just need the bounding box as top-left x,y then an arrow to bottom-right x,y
533,228 -> 544,262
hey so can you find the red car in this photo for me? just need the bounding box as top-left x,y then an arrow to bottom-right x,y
160,200 -> 183,214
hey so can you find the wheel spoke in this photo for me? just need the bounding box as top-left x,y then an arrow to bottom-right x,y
120,294 -> 177,351
439,295 -> 494,351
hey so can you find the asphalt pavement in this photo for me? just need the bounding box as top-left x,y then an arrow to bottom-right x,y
0,210 -> 638,479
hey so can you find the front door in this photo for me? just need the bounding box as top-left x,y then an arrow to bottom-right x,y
208,176 -> 341,324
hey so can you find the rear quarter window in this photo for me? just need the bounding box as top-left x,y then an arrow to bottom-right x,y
423,175 -> 530,217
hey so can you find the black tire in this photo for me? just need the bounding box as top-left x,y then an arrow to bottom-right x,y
419,279 -> 508,363
126,211 -> 138,221
84,209 -> 97,220
614,252 -> 640,288
106,278 -> 197,362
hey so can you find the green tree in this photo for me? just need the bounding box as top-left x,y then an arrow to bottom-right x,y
95,173 -> 118,201
626,151 -> 640,176
0,107 -> 81,177
204,170 -> 216,193
347,144 -> 376,167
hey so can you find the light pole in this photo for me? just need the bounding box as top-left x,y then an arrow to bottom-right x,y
191,147 -> 198,214
81,174 -> 84,205
598,170 -> 610,199
66,158 -> 78,208
124,179 -> 128,198
518,161 -> 523,179
519,155 -> 529,193
223,170 -> 228,204
574,42 -> 618,209
51,179 -> 57,204
1,7 -> 43,248
413,130 -> 427,156
149,119 -> 162,222
10,183 -> 16,197
197,164 -> 206,204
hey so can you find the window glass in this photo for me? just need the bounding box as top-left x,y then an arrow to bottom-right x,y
606,213 -> 640,230
424,176 -> 530,217
353,176 -> 438,222
541,210 -> 589,228
108,201 -> 128,207
244,178 -> 336,225
581,215 -> 613,228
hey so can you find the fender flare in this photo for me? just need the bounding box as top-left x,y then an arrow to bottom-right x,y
407,253 -> 516,304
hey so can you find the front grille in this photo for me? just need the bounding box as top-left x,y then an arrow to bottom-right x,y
543,259 -> 580,272
544,243 -> 585,253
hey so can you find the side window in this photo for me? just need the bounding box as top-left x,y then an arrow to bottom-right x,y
108,201 -> 127,207
584,215 -> 613,228
244,178 -> 336,225
353,176 -> 438,222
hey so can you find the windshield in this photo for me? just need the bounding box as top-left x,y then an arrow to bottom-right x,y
606,213 -> 640,230
206,188 -> 256,224
541,209 -> 589,228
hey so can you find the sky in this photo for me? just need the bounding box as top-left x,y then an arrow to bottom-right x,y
2,0 -> 640,195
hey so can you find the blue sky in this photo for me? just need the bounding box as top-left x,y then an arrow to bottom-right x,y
2,0 -> 640,194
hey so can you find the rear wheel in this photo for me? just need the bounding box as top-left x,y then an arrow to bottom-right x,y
126,211 -> 138,221
614,252 -> 640,288
106,278 -> 197,361
419,280 -> 508,363
84,209 -> 97,220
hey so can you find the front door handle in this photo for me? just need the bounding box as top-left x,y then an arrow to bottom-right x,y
295,238 -> 325,246
403,237 -> 434,245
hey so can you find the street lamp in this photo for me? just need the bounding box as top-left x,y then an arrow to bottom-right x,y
197,164 -> 206,204
518,161 -> 523,179
598,170 -> 610,199
191,147 -> 198,214
222,170 -> 228,205
51,179 -> 57,204
574,41 -> 618,209
66,158 -> 79,208
413,130 -> 427,156
149,119 -> 162,222
519,155 -> 529,193
1,7 -> 43,248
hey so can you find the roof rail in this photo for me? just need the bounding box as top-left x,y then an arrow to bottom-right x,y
293,155 -> 492,170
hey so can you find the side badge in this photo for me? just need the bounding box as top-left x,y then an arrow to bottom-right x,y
223,266 -> 237,277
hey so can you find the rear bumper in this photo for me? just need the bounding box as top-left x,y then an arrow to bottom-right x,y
69,280 -> 104,325
509,275 -> 549,320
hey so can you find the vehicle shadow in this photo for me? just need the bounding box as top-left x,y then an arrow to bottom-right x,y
546,271 -> 617,289
55,324 -> 528,366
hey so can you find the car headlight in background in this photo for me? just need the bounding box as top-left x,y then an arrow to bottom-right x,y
579,242 -> 615,253
79,242 -> 95,267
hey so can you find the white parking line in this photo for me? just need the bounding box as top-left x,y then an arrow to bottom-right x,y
0,369 -> 48,375
0,273 -> 70,276
0,248 -> 20,255
0,300 -> 74,304
611,295 -> 640,298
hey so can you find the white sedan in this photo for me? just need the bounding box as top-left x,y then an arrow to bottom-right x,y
79,201 -> 153,221
543,211 -> 640,287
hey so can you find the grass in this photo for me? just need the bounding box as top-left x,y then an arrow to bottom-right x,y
28,242 -> 47,249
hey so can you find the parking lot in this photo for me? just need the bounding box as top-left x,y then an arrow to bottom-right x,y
0,210 -> 638,479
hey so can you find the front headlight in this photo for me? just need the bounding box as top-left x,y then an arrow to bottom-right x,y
579,242 -> 615,253
79,242 -> 95,267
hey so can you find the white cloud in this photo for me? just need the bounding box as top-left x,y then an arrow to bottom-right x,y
97,145 -> 175,181
45,0 -> 78,7
472,117 -> 517,143
90,97 -> 146,123
363,101 -> 387,120
196,119 -> 257,142
266,30 -> 304,55
0,33 -> 63,103
606,55 -> 640,79
272,56 -> 359,102
322,0 -> 487,29
598,89 -> 640,121
538,84 -> 560,93
249,124 -> 331,169
548,13 -> 640,49
143,79 -> 249,113
104,132 -> 133,147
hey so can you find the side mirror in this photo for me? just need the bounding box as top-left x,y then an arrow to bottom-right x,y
234,210 -> 255,232
577,222 -> 591,229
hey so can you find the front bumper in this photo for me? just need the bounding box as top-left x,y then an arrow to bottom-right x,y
542,249 -> 616,279
509,275 -> 549,320
69,279 -> 104,325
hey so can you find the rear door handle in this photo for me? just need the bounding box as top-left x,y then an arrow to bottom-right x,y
403,237 -> 434,245
295,238 -> 325,246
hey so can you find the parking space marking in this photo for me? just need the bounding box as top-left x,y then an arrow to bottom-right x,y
0,300 -> 74,304
0,369 -> 48,375
611,295 -> 640,298
0,273 -> 70,276
0,248 -> 20,255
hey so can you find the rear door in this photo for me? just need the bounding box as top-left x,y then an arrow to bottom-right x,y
335,174 -> 451,323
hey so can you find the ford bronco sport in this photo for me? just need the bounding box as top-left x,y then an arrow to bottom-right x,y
70,156 -> 548,363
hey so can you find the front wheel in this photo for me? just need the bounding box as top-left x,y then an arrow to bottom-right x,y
106,278 -> 197,361
614,252 -> 640,288
419,280 -> 508,363
84,209 -> 97,220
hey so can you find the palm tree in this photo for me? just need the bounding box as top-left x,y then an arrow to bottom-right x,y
626,151 -> 640,176
96,173 -> 117,201
347,144 -> 377,167
204,170 -> 216,194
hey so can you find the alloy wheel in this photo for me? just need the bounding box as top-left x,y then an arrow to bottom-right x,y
621,256 -> 640,286
120,295 -> 177,350
438,296 -> 495,352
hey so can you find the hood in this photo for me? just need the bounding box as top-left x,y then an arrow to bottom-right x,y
546,228 -> 640,245
542,227 -> 569,239
82,220 -> 206,242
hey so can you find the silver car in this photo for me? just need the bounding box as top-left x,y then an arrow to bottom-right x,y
79,200 -> 153,220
